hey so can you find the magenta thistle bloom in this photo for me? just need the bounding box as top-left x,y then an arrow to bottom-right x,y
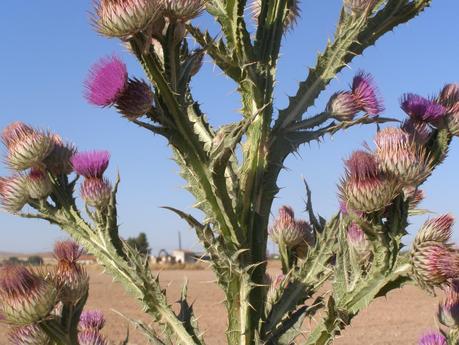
71,151 -> 110,179
326,91 -> 360,121
351,71 -> 384,115
79,310 -> 106,331
0,176 -> 29,213
418,331 -> 447,345
85,56 -> 128,107
9,324 -> 52,345
81,178 -> 112,208
0,265 -> 58,325
401,93 -> 447,123
78,329 -> 108,345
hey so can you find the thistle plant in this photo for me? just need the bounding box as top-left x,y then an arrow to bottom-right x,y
1,0 -> 458,344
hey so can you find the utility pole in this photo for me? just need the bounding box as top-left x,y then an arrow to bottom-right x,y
178,231 -> 182,251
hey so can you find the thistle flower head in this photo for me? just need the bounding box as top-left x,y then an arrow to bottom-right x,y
163,0 -> 207,21
401,119 -> 432,145
415,214 -> 454,245
0,176 -> 29,213
26,168 -> 53,200
374,127 -> 432,185
2,122 -> 35,149
344,150 -> 379,181
404,186 -> 425,210
418,331 -> 447,345
81,178 -> 112,208
0,265 -> 58,325
6,131 -> 54,171
347,222 -> 370,253
401,93 -> 447,123
326,91 -> 360,121
351,71 -> 384,115
54,241 -> 84,264
85,56 -> 128,107
94,0 -> 164,38
115,78 -> 154,119
269,206 -> 309,248
71,151 -> 110,178
250,0 -> 301,31
439,280 -> 459,328
9,324 -> 52,345
43,135 -> 77,175
79,310 -> 106,331
78,329 -> 109,345
438,83 -> 459,108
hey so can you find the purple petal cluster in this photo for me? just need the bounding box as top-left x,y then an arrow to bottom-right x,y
84,56 -> 127,107
80,310 -> 105,331
54,240 -> 83,264
78,329 -> 108,345
71,151 -> 110,178
418,331 -> 447,345
352,72 -> 384,115
401,93 -> 447,123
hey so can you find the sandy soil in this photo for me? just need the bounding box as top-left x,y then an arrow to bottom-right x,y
0,265 -> 440,345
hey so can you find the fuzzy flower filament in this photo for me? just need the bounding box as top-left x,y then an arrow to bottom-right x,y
401,93 -> 447,123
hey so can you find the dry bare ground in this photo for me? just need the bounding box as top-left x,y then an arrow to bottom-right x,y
0,263 -> 440,344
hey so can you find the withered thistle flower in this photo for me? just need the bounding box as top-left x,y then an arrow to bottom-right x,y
43,135 -> 77,175
78,329 -> 109,345
374,127 -> 432,185
26,168 -> 53,200
0,266 -> 58,325
351,71 -> 384,115
250,0 -> 301,31
81,178 -> 112,208
85,56 -> 128,107
339,151 -> 400,213
439,280 -> 459,328
326,91 -> 360,121
79,310 -> 106,331
163,0 -> 207,21
54,241 -> 89,304
0,176 -> 29,213
415,214 -> 454,244
9,324 -> 52,345
115,78 -> 154,119
94,0 -> 164,38
418,331 -> 447,345
401,93 -> 447,123
269,206 -> 309,248
71,151 -> 110,179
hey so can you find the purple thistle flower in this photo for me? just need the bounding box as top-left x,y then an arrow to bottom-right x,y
418,331 -> 447,345
326,91 -> 360,121
344,150 -> 379,181
84,56 -> 127,107
78,329 -> 108,345
54,241 -> 83,264
79,310 -> 105,331
351,71 -> 384,115
71,151 -> 110,179
400,93 -> 447,123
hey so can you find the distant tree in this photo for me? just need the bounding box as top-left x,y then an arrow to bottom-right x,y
126,232 -> 151,256
6,256 -> 21,265
27,256 -> 44,266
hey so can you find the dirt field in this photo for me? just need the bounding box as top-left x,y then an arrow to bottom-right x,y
0,264 -> 440,345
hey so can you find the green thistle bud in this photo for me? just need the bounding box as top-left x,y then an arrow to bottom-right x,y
26,168 -> 53,200
6,131 -> 54,171
326,91 -> 359,121
414,214 -> 454,245
9,324 -> 52,345
0,176 -> 29,213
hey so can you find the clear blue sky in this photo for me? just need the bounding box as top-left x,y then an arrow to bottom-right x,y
0,1 -> 458,254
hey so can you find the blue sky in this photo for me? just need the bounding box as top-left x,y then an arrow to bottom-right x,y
0,1 -> 458,254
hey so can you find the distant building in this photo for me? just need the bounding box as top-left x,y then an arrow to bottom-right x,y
172,250 -> 198,264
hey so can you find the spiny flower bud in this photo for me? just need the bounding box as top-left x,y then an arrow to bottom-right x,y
94,0 -> 164,38
344,0 -> 378,15
347,222 -> 370,254
415,214 -> 454,245
26,168 -> 53,200
71,151 -> 110,179
339,151 -> 400,213
54,241 -> 89,304
374,127 -> 432,185
0,266 -> 58,325
81,178 -> 112,208
326,91 -> 360,121
115,78 -> 154,119
85,56 -> 128,107
6,131 -> 54,171
269,206 -> 309,248
43,135 -> 77,175
418,331 -> 447,345
351,72 -> 384,115
78,329 -> 109,345
9,324 -> 52,345
401,93 -> 447,123
1,122 -> 35,149
404,186 -> 425,210
163,0 -> 207,21
0,176 -> 29,213
439,280 -> 459,328
438,83 -> 459,108
401,119 -> 432,145
448,110 -> 459,137
79,310 -> 106,331
250,0 -> 301,31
